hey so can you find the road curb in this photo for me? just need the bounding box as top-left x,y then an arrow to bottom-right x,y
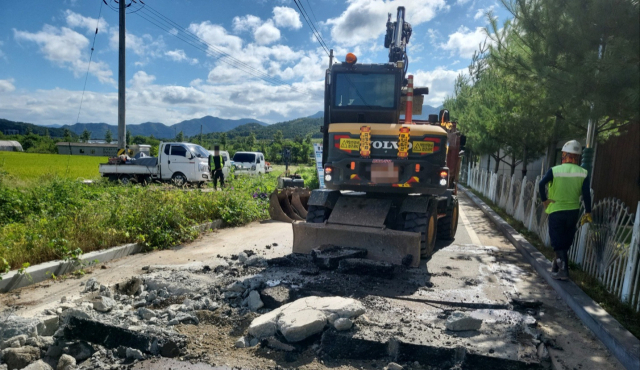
0,219 -> 223,293
460,185 -> 640,370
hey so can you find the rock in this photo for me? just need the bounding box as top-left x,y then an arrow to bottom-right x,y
138,308 -> 156,320
126,347 -> 145,360
174,313 -> 199,325
265,337 -> 295,352
327,313 -> 339,325
245,255 -> 267,267
249,338 -> 259,347
334,318 -> 353,331
387,362 -> 403,370
248,307 -> 283,339
237,252 -> 249,263
299,296 -> 366,319
65,341 -> 94,361
260,286 -> 291,309
537,343 -> 549,360
226,281 -> 245,293
1,346 -> 40,370
234,337 -> 248,348
277,308 -> 327,342
23,360 -> 53,370
93,297 -> 116,312
56,354 -> 76,370
60,296 -> 67,303
132,300 -> 147,309
116,277 -> 143,296
82,278 -> 100,292
311,246 -> 368,270
247,291 -> 264,312
0,317 -> 39,341
445,311 -> 483,331
25,336 -> 54,350
36,316 -> 59,337
337,258 -> 394,278
0,334 -> 27,350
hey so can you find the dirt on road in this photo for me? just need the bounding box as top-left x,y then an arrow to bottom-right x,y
0,193 -> 623,370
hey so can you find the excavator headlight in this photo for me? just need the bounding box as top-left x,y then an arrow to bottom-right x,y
346,53 -> 357,64
440,178 -> 447,186
325,174 -> 332,182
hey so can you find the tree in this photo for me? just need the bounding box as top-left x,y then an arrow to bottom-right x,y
104,129 -> 113,143
490,0 -> 640,171
273,130 -> 283,144
80,129 -> 91,142
44,128 -> 50,138
63,129 -> 72,142
176,131 -> 185,142
219,132 -> 227,149
126,130 -> 132,145
247,132 -> 256,150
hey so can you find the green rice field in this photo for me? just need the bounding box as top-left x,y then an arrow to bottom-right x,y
0,151 -> 106,182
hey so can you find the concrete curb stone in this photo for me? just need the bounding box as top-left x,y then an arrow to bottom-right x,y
0,219 -> 223,293
459,185 -> 640,370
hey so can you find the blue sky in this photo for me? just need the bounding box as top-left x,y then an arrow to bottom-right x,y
0,0 -> 510,126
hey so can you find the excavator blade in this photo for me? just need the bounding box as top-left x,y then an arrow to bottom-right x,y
269,188 -> 304,223
292,222 -> 421,267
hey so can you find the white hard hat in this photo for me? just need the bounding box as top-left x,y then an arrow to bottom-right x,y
562,140 -> 582,155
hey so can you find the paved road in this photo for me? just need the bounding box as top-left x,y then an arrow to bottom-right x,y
0,193 -> 623,369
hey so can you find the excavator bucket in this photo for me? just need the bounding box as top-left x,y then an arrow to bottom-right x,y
291,188 -> 311,219
269,188 -> 305,223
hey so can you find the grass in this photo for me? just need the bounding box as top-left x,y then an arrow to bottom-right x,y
0,173 -> 277,276
467,187 -> 640,339
0,151 -> 106,182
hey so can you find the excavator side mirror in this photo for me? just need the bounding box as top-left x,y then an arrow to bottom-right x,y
428,114 -> 438,124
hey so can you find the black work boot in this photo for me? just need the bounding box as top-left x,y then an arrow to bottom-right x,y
552,251 -> 569,280
551,258 -> 559,274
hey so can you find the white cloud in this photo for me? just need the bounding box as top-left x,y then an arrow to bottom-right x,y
108,30 -> 166,60
326,0 -> 449,47
165,49 -> 198,64
440,26 -> 489,58
474,5 -> 495,20
254,20 -> 281,45
189,21 -> 244,54
0,79 -> 15,93
233,15 -> 263,33
14,25 -> 114,84
456,0 -> 473,5
273,6 -> 302,29
64,10 -> 108,34
414,67 -> 466,106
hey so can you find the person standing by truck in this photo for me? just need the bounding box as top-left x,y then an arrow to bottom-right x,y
209,145 -> 225,190
539,140 -> 592,280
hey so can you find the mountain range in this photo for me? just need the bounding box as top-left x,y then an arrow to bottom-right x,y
0,105 -> 443,139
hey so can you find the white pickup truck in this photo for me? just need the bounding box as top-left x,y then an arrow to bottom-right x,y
99,142 -> 211,186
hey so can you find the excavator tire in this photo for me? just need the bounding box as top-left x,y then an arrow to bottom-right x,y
437,197 -> 459,241
404,211 -> 437,258
306,205 -> 331,223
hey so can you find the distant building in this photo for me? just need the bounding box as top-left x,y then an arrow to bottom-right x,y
0,140 -> 24,152
56,142 -> 118,157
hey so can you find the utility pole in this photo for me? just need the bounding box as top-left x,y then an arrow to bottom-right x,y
117,0 -> 126,152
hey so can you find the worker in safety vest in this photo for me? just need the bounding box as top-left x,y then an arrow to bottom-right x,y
209,145 -> 225,190
539,140 -> 592,280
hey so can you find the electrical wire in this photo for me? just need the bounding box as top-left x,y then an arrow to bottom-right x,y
304,0 -> 321,29
135,4 -> 303,91
292,0 -> 329,55
75,0 -> 104,125
134,9 -> 300,91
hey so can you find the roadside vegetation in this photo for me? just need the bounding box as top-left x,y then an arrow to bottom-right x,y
468,188 -> 640,339
0,171 -> 276,275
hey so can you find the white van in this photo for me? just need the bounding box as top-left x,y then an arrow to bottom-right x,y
233,151 -> 266,175
208,150 -> 231,179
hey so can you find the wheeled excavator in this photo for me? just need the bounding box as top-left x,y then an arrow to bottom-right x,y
285,7 -> 465,267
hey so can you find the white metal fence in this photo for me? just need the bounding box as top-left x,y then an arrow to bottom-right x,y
466,165 -> 640,312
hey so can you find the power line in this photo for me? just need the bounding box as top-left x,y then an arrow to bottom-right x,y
292,0 -> 329,55
134,4 -> 304,92
304,0 -> 321,28
75,0 -> 104,125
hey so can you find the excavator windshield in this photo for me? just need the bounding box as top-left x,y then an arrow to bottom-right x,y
333,73 -> 397,109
